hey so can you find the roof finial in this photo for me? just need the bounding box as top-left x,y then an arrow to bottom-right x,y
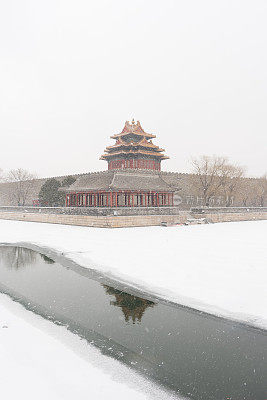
132,118 -> 135,125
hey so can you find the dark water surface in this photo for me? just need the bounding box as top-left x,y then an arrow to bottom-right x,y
0,246 -> 266,400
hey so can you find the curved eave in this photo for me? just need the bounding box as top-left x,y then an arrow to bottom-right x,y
66,187 -> 175,193
100,150 -> 169,160
110,132 -> 156,139
104,144 -> 165,152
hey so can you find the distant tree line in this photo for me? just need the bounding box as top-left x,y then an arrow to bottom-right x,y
0,168 -> 76,206
190,155 -> 267,207
0,168 -> 37,206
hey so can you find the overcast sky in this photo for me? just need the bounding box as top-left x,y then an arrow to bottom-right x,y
0,0 -> 266,178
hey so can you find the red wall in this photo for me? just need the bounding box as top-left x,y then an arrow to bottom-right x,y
108,158 -> 161,171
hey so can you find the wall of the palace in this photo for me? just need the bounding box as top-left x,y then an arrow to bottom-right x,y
0,208 -> 266,228
0,171 -> 266,209
0,206 -> 181,216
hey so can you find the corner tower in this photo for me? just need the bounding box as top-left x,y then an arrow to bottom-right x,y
100,120 -> 169,171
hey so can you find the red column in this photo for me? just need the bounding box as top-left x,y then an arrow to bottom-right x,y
131,194 -> 134,207
145,193 -> 147,207
157,193 -> 159,206
65,195 -> 68,207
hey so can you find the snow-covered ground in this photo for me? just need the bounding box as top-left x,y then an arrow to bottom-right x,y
0,292 -> 179,400
0,219 -> 266,330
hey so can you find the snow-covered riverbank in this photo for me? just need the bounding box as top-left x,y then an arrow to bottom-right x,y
0,219 -> 266,329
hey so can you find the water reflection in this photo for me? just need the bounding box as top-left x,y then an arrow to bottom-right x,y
103,285 -> 155,323
0,247 -> 36,269
0,246 -> 266,400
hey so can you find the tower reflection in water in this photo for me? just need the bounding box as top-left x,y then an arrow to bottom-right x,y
0,247 -> 154,324
40,254 -> 55,264
103,285 -> 155,324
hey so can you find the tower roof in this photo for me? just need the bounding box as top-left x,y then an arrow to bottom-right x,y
100,120 -> 169,163
110,119 -> 156,139
64,170 -> 177,192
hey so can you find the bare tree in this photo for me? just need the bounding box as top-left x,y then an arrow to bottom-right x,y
7,168 -> 37,206
240,183 -> 255,206
221,164 -> 245,206
191,155 -> 246,207
254,174 -> 267,207
0,168 -> 5,183
191,155 -> 228,206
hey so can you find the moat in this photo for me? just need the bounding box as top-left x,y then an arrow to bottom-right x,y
0,246 -> 266,400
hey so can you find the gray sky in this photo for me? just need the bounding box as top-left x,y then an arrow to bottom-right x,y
0,0 -> 266,178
